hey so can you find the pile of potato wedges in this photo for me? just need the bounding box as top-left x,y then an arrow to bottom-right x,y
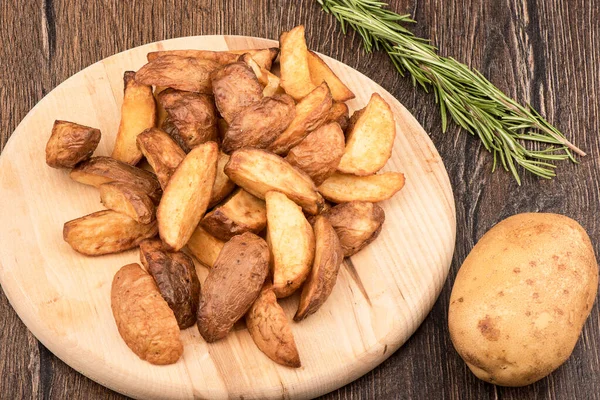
45,25 -> 405,368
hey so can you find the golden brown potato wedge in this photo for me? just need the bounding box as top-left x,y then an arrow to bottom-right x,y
211,62 -> 263,124
135,55 -> 220,93
112,71 -> 156,165
154,86 -> 169,128
246,283 -> 301,368
186,225 -> 225,268
139,239 -> 201,329
209,152 -> 236,208
307,51 -> 355,102
225,148 -> 324,215
266,191 -> 314,298
197,232 -> 269,342
45,120 -> 101,169
111,263 -> 183,365
325,102 -> 350,131
294,215 -> 344,321
318,172 -> 405,203
268,82 -> 332,155
136,128 -> 186,189
238,53 -> 282,97
279,25 -> 316,100
229,48 -> 279,70
285,122 -> 345,186
337,93 -> 396,175
99,182 -> 156,224
148,48 -> 278,71
222,94 -> 295,154
63,210 -> 157,256
201,189 -> 267,241
70,156 -> 162,203
157,142 -> 218,251
161,116 -> 189,152
323,201 -> 385,257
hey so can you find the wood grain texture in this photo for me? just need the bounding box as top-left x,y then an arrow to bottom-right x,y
0,0 -> 598,399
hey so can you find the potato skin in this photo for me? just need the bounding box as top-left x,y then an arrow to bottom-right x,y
211,62 -> 263,124
325,102 -> 350,131
99,182 -> 156,224
209,152 -> 236,208
135,55 -> 220,93
45,120 -> 101,168
197,232 -> 269,342
136,128 -> 186,190
448,213 -> 599,387
111,263 -> 183,365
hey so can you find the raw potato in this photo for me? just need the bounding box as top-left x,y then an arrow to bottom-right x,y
266,191 -> 315,298
268,83 -> 332,155
197,232 -> 269,342
337,93 -> 396,175
201,189 -> 267,241
186,225 -> 225,268
111,263 -> 183,365
135,55 -> 220,93
325,102 -> 350,131
136,128 -> 186,189
211,62 -> 263,124
294,215 -> 344,321
63,210 -> 157,256
285,122 -> 345,185
279,25 -> 316,100
148,48 -> 278,71
139,239 -> 201,329
157,142 -> 218,251
449,213 -> 599,387
225,148 -> 324,215
318,172 -> 405,203
222,94 -> 295,154
246,284 -> 301,367
112,71 -> 156,165
209,152 -> 236,208
45,120 -> 101,168
307,51 -> 355,102
99,182 -> 156,224
323,201 -> 385,257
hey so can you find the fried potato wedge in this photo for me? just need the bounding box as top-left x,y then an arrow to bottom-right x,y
112,71 -> 156,165
186,225 -> 225,268
63,210 -> 157,256
238,53 -> 282,97
246,283 -> 301,368
337,93 -> 396,175
161,116 -> 189,152
201,189 -> 267,241
139,239 -> 201,329
323,201 -> 385,257
285,122 -> 345,185
100,182 -> 156,224
318,172 -> 405,203
268,82 -> 332,155
294,215 -> 344,321
154,86 -> 169,128
157,142 -> 218,251
45,120 -> 101,169
197,232 -> 269,342
148,48 -> 278,71
266,191 -> 315,298
229,48 -> 279,71
279,25 -> 316,100
136,128 -> 186,190
111,263 -> 183,365
225,148 -> 324,215
70,156 -> 162,203
135,55 -> 220,93
222,94 -> 295,154
209,152 -> 236,208
325,102 -> 350,131
307,51 -> 355,102
211,62 -> 263,124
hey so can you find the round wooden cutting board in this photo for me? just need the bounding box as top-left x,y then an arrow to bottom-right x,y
0,36 -> 455,399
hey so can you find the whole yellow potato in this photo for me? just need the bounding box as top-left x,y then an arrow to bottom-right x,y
449,213 -> 598,386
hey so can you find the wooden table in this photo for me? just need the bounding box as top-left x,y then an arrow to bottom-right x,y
1,1 -> 598,399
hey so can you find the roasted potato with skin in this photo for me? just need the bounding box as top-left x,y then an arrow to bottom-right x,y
63,210 -> 157,256
238,53 -> 282,97
111,263 -> 183,365
99,182 -> 156,224
154,86 -> 169,128
225,148 -> 324,215
136,128 -> 186,190
211,62 -> 263,124
45,120 -> 100,168
209,152 -> 236,208
295,215 -> 344,321
222,94 -> 295,154
246,283 -> 301,368
318,172 -> 405,203
112,71 -> 156,165
307,51 -> 355,102
157,142 -> 218,251
201,189 -> 267,241
161,116 -> 189,152
266,191 -> 315,298
325,102 -> 350,131
285,122 -> 345,186
229,48 -> 279,71
136,55 -> 220,93
139,239 -> 201,329
279,25 -> 317,100
186,225 -> 225,268
147,48 -> 278,71
268,83 -> 332,155
197,232 -> 269,342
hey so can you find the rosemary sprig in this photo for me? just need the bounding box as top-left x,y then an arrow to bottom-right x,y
317,0 -> 585,184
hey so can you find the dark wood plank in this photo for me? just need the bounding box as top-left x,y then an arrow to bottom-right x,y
1,0 -> 598,399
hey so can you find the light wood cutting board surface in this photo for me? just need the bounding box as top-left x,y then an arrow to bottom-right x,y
0,35 -> 456,400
